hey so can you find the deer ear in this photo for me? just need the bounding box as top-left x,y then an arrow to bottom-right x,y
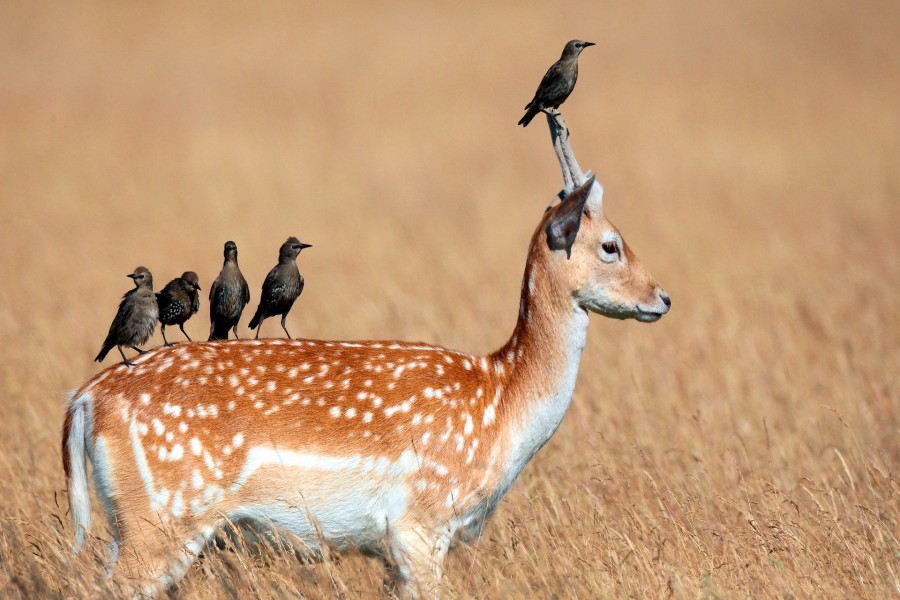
545,175 -> 595,259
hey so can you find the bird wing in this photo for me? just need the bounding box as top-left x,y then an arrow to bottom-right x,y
261,266 -> 284,306
241,275 -> 251,306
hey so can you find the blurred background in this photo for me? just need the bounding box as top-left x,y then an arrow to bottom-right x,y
0,1 -> 897,597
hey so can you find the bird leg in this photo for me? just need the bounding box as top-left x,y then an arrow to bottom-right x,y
129,345 -> 147,354
117,346 -> 136,367
280,315 -> 292,340
232,325 -> 240,339
160,325 -> 172,347
179,324 -> 193,342
254,325 -> 261,340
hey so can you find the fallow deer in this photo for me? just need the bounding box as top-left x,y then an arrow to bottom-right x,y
62,114 -> 670,597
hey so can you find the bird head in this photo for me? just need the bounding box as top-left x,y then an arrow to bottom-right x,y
223,241 -> 238,261
128,266 -> 154,290
180,271 -> 202,293
280,236 -> 313,261
563,40 -> 595,57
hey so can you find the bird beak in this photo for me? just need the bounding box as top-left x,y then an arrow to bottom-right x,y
583,42 -> 596,47
299,243 -> 313,250
195,284 -> 202,290
127,274 -> 138,279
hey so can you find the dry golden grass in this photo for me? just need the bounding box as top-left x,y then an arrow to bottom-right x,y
1,1 -> 898,597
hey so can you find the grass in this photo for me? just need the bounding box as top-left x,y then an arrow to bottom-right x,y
0,0 -> 898,597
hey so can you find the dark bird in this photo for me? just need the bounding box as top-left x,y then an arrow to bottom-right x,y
518,39 -> 595,127
208,241 -> 251,341
248,237 -> 312,339
95,267 -> 159,366
156,271 -> 202,346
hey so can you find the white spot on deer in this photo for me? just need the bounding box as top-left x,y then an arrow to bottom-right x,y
412,413 -> 422,425
288,368 -> 298,378
421,431 -> 431,445
169,444 -> 184,461
254,401 -> 264,409
192,470 -> 203,490
190,438 -> 202,456
151,419 -> 165,436
178,422 -> 188,433
423,387 -> 435,399
171,491 -> 185,518
158,446 -> 168,461
387,382 -> 396,391
329,406 -> 341,418
455,433 -> 465,452
466,446 -> 476,464
362,411 -> 373,423
345,407 -> 357,418
483,404 -> 496,426
480,357 -> 488,371
372,396 -> 383,408
393,364 -> 406,379
247,377 -> 259,387
223,445 -> 232,456
435,364 -> 444,376
357,391 -> 368,400
266,381 -> 277,392
462,359 -> 471,370
263,406 -> 280,415
463,413 -> 474,435
232,433 -> 244,448
476,387 -> 483,399
165,431 -> 174,443
140,393 -> 152,405
228,375 -> 238,387
227,401 -> 236,411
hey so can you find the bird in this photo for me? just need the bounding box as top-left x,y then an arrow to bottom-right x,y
518,39 -> 595,127
248,236 -> 312,339
95,266 -> 159,366
156,271 -> 202,346
208,241 -> 251,341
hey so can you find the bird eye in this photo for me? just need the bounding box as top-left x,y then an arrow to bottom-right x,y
601,241 -> 619,255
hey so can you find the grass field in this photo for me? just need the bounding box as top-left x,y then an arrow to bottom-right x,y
1,1 -> 898,597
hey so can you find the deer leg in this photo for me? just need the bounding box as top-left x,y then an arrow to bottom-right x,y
178,324 -> 193,342
387,524 -> 450,599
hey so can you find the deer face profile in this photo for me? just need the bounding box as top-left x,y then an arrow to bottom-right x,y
543,174 -> 670,323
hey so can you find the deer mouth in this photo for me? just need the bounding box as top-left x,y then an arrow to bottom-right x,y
635,307 -> 666,323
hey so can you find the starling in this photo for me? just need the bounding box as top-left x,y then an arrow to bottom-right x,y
248,236 -> 312,339
95,266 -> 159,366
518,39 -> 595,127
208,241 -> 251,341
156,271 -> 202,346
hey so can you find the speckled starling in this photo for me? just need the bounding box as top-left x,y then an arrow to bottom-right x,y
208,241 -> 251,341
248,237 -> 311,339
156,271 -> 201,346
95,266 -> 159,366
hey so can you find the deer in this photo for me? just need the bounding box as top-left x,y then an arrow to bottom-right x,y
62,114 -> 670,598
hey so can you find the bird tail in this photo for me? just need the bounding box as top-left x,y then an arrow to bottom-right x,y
208,321 -> 232,341
248,307 -> 263,330
518,105 -> 541,127
63,392 -> 91,552
94,343 -> 112,363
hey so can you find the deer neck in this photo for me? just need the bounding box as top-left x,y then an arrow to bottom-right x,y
487,242 -> 589,486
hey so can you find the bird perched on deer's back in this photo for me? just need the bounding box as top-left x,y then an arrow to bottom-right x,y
156,271 -> 201,346
248,236 -> 312,339
95,266 -> 159,366
518,39 -> 595,127
208,241 -> 251,341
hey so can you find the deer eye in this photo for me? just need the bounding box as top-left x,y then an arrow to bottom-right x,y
601,241 -> 619,255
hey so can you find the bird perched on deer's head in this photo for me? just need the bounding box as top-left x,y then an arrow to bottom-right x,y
519,39 -> 595,127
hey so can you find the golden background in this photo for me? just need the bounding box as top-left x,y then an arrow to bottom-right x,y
0,1 -> 897,597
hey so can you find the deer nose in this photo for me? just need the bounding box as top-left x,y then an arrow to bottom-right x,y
660,292 -> 671,308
